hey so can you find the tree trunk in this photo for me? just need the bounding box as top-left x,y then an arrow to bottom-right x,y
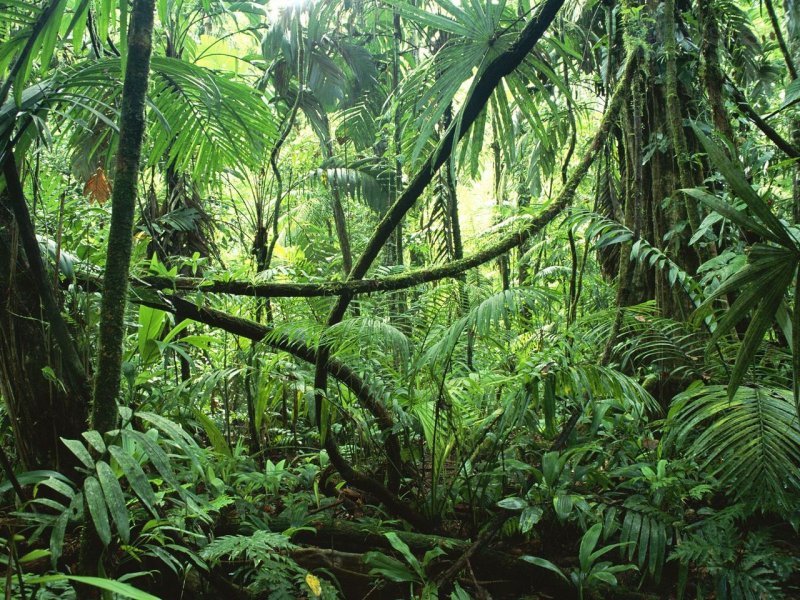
0,189 -> 87,471
90,0 -> 155,435
79,0 -> 155,586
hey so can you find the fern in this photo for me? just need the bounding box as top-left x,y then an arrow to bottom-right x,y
202,531 -> 307,600
201,530 -> 296,564
671,519 -> 797,600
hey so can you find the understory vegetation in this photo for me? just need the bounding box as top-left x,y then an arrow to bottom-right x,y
2,0 -> 800,598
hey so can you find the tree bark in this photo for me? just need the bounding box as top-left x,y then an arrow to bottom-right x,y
699,1 -> 737,146
79,0 -> 155,587
0,183 -> 88,471
663,0 -> 702,237
90,0 -> 155,435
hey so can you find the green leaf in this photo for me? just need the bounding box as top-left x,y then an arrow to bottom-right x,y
65,576 -> 160,600
497,496 -> 527,511
519,506 -> 544,533
49,510 -> 69,568
82,430 -> 106,454
683,188 -> 776,242
692,125 -> 795,248
138,305 -> 167,365
38,0 -> 67,77
579,523 -> 602,572
667,385 -> 800,511
84,476 -> 111,546
728,266 -> 795,398
122,430 -> 188,502
135,411 -> 201,473
191,408 -> 230,456
591,570 -> 619,586
542,450 -> 560,487
96,460 -> 130,543
0,470 -> 69,496
384,532 -> 422,579
519,555 -> 568,582
554,493 -> 574,521
383,0 -> 471,37
19,548 -> 50,563
364,551 -> 417,583
107,445 -> 158,516
776,77 -> 800,113
61,438 -> 94,469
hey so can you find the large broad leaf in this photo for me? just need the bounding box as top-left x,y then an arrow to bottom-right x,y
135,411 -> 202,474
84,476 -> 111,546
24,575 -> 160,600
122,429 -> 189,502
138,305 -> 167,366
107,445 -> 158,517
192,408 -> 231,457
363,551 -> 417,583
96,460 -> 130,543
695,244 -> 798,399
60,438 -> 95,470
579,523 -> 602,572
384,532 -> 423,580
65,576 -> 159,600
686,130 -> 800,401
519,555 -> 568,582
4,56 -> 278,186
683,188 -> 776,243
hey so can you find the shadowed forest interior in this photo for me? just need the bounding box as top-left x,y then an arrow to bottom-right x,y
2,0 -> 800,598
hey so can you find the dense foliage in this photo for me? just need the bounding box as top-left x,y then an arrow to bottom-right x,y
1,0 -> 800,598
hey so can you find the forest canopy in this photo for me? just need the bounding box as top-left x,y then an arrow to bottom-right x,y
2,0 -> 800,598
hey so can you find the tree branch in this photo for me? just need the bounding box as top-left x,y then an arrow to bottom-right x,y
727,77 -> 800,159
134,294 -> 407,508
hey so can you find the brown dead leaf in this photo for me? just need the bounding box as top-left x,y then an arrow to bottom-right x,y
83,167 -> 111,204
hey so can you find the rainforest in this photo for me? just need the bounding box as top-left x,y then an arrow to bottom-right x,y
1,0 -> 800,598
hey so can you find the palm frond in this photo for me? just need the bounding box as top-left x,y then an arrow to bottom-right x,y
310,157 -> 392,214
4,56 -> 279,185
323,316 -> 410,373
666,384 -> 800,513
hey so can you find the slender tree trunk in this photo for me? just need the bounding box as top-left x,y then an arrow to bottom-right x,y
90,0 -> 155,435
318,116 -> 353,276
491,136 -> 509,291
79,0 -> 154,587
766,0 -> 798,79
330,186 -> 352,275
388,8 -> 408,337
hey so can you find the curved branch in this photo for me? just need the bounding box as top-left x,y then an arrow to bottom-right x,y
136,294 -> 406,509
313,0 -> 566,530
310,1 -> 638,532
139,61 -> 641,306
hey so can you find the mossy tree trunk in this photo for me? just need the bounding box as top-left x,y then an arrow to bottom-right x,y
78,0 -> 155,588
90,0 -> 155,436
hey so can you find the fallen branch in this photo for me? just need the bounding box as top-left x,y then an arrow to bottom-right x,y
432,511 -> 509,588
